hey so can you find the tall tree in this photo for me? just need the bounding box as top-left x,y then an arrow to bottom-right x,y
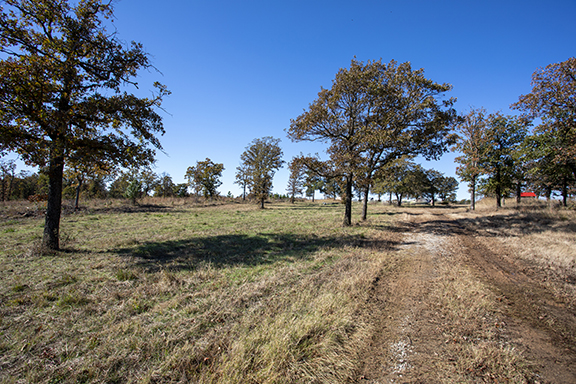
371,178 -> 390,203
479,113 -> 528,208
319,175 -> 342,201
138,167 -> 160,197
185,158 -> 224,199
239,137 -> 284,209
421,169 -> 444,207
154,172 -> 175,198
373,158 -> 421,206
234,164 -> 250,201
64,151 -> 114,210
288,59 -> 456,225
0,0 -> 168,250
108,171 -> 131,199
437,175 -> 459,203
512,57 -> 576,181
0,158 -> 16,201
303,171 -> 322,202
521,131 -> 574,206
453,108 -> 487,210
286,157 -> 305,203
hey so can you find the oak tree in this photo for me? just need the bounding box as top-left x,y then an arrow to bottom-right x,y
234,163 -> 250,201
453,108 -> 487,210
154,172 -> 175,198
420,169 -> 458,205
64,150 -> 114,210
372,158 -> 422,206
437,175 -> 459,203
186,158 -> 224,199
421,169 -> 444,206
138,167 -> 160,197
239,137 -> 284,209
479,113 -> 527,208
286,157 -> 305,203
303,171 -> 322,202
513,58 -> 576,181
288,59 -> 456,225
521,131 -> 574,206
0,0 -> 168,250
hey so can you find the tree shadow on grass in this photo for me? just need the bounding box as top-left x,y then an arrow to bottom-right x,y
403,211 -> 576,238
369,211 -> 406,217
91,204 -> 187,215
114,232 -> 403,272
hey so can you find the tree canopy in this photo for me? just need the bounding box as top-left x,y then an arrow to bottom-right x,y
239,137 -> 284,208
478,113 -> 527,208
0,0 -> 168,249
453,108 -> 487,210
373,158 -> 422,206
513,57 -> 576,179
286,158 -> 305,203
512,57 -> 576,204
288,59 -> 457,225
186,158 -> 224,198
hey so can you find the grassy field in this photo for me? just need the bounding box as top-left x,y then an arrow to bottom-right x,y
0,198 -> 402,383
1,198 -> 575,383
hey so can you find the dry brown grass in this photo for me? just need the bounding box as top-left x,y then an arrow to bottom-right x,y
1,198 -> 574,383
0,199 -> 399,383
456,201 -> 576,307
387,225 -> 537,383
431,258 -> 534,382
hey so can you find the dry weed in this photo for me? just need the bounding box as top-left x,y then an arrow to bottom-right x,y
428,245 -> 537,383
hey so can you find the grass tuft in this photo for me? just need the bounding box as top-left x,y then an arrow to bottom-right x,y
115,269 -> 138,281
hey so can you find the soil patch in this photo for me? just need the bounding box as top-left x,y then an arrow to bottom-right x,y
455,220 -> 576,383
357,209 -> 576,383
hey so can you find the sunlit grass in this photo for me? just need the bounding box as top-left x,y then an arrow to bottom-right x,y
3,198 -> 570,382
0,199 -> 399,383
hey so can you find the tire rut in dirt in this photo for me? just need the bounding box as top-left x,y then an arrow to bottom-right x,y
355,233 -> 455,383
455,224 -> 576,383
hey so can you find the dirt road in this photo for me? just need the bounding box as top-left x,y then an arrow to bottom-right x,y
357,209 -> 576,383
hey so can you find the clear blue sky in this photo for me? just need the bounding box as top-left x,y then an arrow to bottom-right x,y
8,0 -> 576,200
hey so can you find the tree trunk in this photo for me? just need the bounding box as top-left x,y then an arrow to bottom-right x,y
343,176 -> 352,226
516,182 -> 522,204
562,177 -> 568,207
470,176 -> 476,211
311,190 -> 315,202
495,168 -> 502,208
74,176 -> 83,210
546,186 -> 552,204
361,185 -> 370,221
260,196 -> 265,209
396,192 -> 403,207
43,152 -> 65,251
389,192 -> 392,205
7,172 -> 14,201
